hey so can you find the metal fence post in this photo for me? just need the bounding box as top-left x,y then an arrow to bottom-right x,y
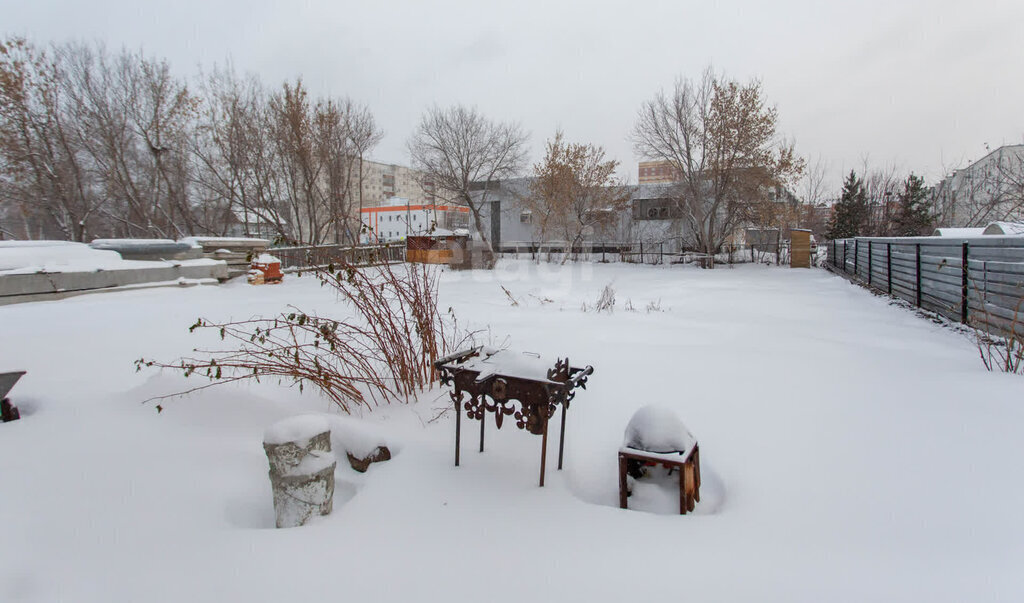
886,242 -> 892,295
867,241 -> 873,286
854,239 -> 859,277
961,242 -> 969,324
915,243 -> 922,308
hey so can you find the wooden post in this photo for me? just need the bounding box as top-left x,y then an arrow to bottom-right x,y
693,445 -> 701,499
961,242 -> 969,324
915,243 -> 922,308
557,403 -> 567,470
679,463 -> 687,515
887,242 -> 892,295
639,241 -> 644,264
618,454 -> 628,509
454,395 -> 461,467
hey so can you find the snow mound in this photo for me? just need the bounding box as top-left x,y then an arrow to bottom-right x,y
254,253 -> 280,264
263,414 -> 331,446
623,405 -> 696,453
325,415 -> 395,460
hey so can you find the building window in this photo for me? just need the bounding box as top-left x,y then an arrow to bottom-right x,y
520,211 -> 532,224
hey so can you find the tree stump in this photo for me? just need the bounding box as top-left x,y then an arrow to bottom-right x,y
263,416 -> 337,528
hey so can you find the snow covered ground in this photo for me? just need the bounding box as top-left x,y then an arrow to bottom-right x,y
1,260 -> 1022,602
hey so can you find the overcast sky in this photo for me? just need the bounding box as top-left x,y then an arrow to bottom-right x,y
4,0 -> 1023,195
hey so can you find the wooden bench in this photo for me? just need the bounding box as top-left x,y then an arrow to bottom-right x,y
618,443 -> 701,514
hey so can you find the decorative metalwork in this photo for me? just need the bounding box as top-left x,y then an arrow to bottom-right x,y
434,347 -> 594,487
466,393 -> 516,428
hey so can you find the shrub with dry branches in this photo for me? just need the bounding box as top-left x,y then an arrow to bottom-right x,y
971,296 -> 1024,374
136,259 -> 471,412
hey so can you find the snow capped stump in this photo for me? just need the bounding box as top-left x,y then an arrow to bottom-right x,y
263,415 -> 337,528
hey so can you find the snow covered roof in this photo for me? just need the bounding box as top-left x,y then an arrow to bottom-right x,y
179,236 -> 270,247
90,239 -> 195,255
932,227 -> 985,237
982,222 -> 1024,236
0,242 -> 124,272
0,240 -> 81,249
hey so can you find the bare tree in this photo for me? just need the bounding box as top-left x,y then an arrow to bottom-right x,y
0,38 -> 103,241
1,35 -> 383,243
408,105 -> 528,266
855,156 -> 901,236
526,130 -> 630,262
631,67 -> 803,266
346,103 -> 383,229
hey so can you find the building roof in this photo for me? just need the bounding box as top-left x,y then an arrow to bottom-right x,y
982,221 -> 1024,235
933,227 -> 986,237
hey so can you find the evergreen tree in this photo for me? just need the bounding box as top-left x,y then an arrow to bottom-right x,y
892,173 -> 933,236
826,170 -> 868,239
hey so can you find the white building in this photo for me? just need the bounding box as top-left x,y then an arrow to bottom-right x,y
934,144 -> 1024,227
359,197 -> 470,243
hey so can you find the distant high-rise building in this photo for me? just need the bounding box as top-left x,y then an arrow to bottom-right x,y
638,160 -> 682,184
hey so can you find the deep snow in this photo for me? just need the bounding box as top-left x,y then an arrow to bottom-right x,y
1,260 -> 1022,602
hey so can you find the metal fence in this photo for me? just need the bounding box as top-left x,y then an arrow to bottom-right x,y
828,237 -> 1024,337
497,241 -> 763,266
269,243 -> 405,271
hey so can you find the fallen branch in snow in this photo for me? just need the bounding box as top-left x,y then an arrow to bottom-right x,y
500,285 -> 520,306
137,259 -> 475,412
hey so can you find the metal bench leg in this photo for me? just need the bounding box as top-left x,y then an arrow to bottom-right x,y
479,411 -> 485,452
454,396 -> 461,467
557,403 -> 567,470
539,413 -> 549,487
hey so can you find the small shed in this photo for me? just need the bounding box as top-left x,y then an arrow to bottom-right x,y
790,229 -> 812,268
406,229 -> 469,265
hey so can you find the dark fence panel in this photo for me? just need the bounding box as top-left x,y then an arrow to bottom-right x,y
828,236 -> 1024,338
